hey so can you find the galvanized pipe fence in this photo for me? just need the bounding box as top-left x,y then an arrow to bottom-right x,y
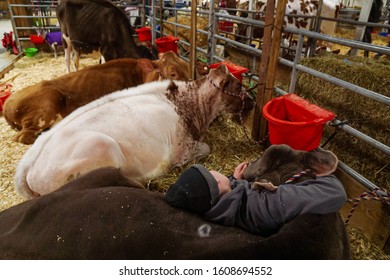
147,3 -> 389,193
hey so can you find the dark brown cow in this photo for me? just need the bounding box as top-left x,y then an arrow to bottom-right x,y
57,0 -> 158,72
3,52 -> 190,145
0,167 -> 351,259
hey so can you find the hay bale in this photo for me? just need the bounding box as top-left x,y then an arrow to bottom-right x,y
296,53 -> 390,190
163,15 -> 209,50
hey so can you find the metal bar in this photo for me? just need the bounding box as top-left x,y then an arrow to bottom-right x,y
11,15 -> 57,19
331,120 -> 390,156
290,63 -> 390,105
206,0 -> 215,64
288,34 -> 304,93
7,3 -> 21,53
338,161 -> 380,192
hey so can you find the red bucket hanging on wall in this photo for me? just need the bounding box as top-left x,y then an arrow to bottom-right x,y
262,93 -> 336,151
209,61 -> 248,82
135,27 -> 152,42
155,36 -> 179,53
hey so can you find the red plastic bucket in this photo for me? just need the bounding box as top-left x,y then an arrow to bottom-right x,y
209,61 -> 248,82
30,34 -> 45,44
262,93 -> 336,151
135,27 -> 152,42
218,21 -> 234,32
155,36 -> 179,53
0,91 -> 11,112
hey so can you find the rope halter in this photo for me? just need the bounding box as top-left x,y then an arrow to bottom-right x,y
345,188 -> 390,225
284,169 -> 312,184
205,74 -> 251,125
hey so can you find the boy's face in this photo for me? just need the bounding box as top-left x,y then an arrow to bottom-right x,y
209,170 -> 231,196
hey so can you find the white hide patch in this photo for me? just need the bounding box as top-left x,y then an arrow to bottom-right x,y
197,224 -> 212,237
37,118 -> 46,129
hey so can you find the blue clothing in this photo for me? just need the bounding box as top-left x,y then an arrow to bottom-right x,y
204,175 -> 347,236
46,32 -> 63,46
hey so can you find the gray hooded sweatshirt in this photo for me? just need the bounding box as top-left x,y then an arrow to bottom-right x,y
204,175 -> 347,236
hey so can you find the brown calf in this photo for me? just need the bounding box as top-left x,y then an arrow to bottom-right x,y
3,52 -> 190,144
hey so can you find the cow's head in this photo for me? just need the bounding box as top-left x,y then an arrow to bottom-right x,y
206,64 -> 254,123
137,52 -> 190,83
156,51 -> 190,81
243,144 -> 338,189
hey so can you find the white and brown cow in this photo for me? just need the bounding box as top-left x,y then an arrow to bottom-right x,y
236,0 -> 342,51
0,167 -> 351,259
57,0 -> 158,72
3,51 -> 190,145
14,65 -> 254,198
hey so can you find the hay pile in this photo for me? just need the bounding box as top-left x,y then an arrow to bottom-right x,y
0,52 -> 99,211
333,27 -> 390,56
296,53 -> 389,191
0,53 -> 389,260
163,15 -> 209,50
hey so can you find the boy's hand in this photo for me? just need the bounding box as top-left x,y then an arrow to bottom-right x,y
233,162 -> 249,179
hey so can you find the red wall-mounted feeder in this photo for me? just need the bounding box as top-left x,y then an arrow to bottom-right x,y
30,35 -> 45,44
155,36 -> 179,53
209,61 -> 248,82
262,93 -> 336,151
135,27 -> 152,42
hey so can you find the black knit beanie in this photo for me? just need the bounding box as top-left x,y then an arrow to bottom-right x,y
164,164 -> 220,214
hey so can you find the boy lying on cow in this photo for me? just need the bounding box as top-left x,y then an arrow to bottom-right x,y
164,144 -> 347,236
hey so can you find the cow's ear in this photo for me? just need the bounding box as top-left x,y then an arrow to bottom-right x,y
138,58 -> 158,73
217,64 -> 229,74
138,59 -> 159,82
306,149 -> 338,177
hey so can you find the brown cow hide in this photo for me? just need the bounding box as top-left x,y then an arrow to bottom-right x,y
0,167 -> 350,260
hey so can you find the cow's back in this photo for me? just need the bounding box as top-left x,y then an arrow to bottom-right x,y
50,58 -> 144,116
1,167 -> 351,260
57,0 -> 142,59
15,81 -> 183,196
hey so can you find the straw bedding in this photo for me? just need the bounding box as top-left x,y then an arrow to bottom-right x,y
0,52 -> 389,260
296,53 -> 390,191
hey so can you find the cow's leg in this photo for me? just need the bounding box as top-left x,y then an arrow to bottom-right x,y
13,90 -> 64,144
49,133 -> 125,190
15,112 -> 62,145
193,141 -> 211,161
178,141 -> 211,166
72,50 -> 80,71
100,55 -> 106,64
62,34 -> 72,73
51,42 -> 57,58
14,127 -> 42,145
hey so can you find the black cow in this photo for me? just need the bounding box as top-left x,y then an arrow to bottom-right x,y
0,167 -> 350,260
57,0 -> 158,72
